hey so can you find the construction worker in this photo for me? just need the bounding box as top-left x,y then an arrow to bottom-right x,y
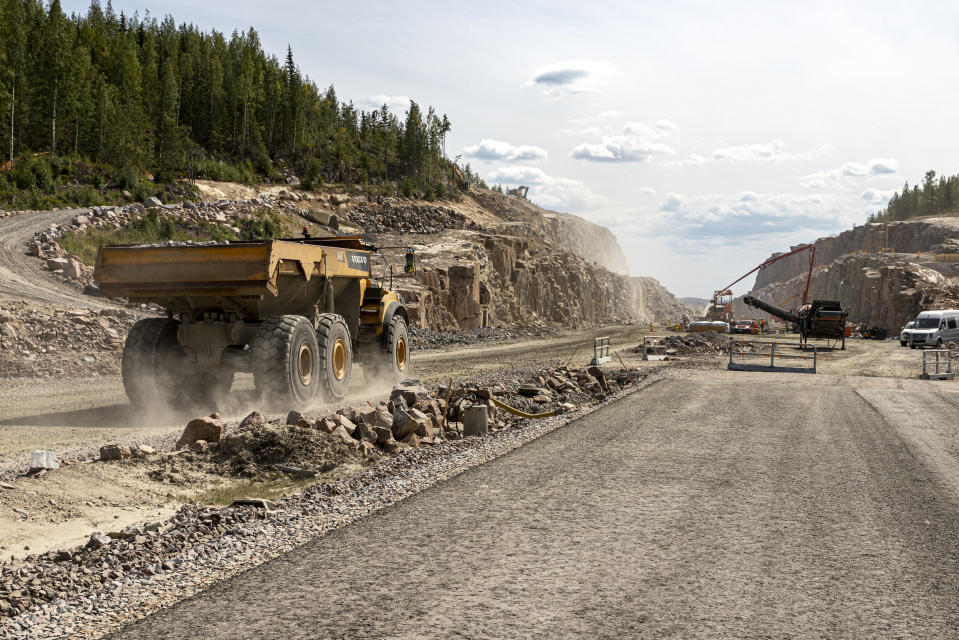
301,226 -> 311,239
760,318 -> 765,333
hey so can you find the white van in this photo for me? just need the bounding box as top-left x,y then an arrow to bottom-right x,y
899,321 -> 915,346
908,310 -> 959,348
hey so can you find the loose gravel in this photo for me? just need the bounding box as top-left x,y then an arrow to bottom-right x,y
0,371 -> 667,639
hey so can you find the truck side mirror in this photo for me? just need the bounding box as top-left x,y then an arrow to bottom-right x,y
404,248 -> 415,274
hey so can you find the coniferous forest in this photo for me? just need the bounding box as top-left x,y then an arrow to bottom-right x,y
0,0 -> 482,208
868,170 -> 959,223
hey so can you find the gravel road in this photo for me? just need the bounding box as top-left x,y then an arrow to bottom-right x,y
112,370 -> 959,639
0,209 -> 113,309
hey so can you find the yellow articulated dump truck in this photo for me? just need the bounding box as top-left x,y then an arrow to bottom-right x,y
94,237 -> 410,408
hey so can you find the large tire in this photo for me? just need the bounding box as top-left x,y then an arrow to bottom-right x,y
253,315 -> 320,407
382,314 -> 411,383
316,313 -> 353,401
122,318 -> 182,406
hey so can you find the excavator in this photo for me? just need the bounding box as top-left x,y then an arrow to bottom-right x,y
716,243 -> 849,349
506,185 -> 529,199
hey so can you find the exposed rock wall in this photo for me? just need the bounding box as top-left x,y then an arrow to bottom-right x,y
753,218 -> 959,290
736,253 -> 959,330
397,235 -> 684,331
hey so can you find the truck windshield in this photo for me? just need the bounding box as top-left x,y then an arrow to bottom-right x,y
916,318 -> 940,329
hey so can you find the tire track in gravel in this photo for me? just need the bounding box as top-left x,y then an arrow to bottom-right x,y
0,209 -> 115,309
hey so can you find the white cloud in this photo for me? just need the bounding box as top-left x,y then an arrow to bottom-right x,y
637,187 -> 657,196
655,119 -> 679,133
648,191 -> 846,240
659,193 -> 684,211
461,139 -> 548,162
861,188 -> 894,203
570,120 -> 678,163
526,60 -> 619,97
802,156 -> 901,188
486,166 -> 609,211
713,139 -> 785,161
366,94 -> 411,111
712,140 -> 832,163
869,158 -> 899,174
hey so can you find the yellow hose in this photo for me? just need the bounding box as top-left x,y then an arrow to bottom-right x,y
490,397 -> 556,419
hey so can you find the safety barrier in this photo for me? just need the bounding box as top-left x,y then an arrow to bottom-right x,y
727,339 -> 817,374
642,335 -> 668,361
920,349 -> 954,380
589,336 -> 611,365
933,253 -> 959,263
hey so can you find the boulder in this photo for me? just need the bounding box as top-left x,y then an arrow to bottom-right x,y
362,408 -> 393,430
99,444 -> 131,461
331,425 -> 359,449
189,440 -> 209,453
85,533 -> 113,550
337,415 -> 357,436
176,415 -> 226,449
62,259 -> 84,280
354,422 -> 379,444
402,432 -> 421,447
392,407 -> 430,440
286,410 -> 304,425
46,257 -> 69,272
315,417 -> 338,433
390,382 -> 431,408
239,411 -> 267,429
29,450 -> 59,471
373,425 -> 394,444
143,196 -> 162,208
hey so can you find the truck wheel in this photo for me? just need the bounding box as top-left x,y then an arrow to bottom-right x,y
382,314 -> 410,382
122,318 -> 182,406
316,313 -> 353,401
253,315 -> 320,407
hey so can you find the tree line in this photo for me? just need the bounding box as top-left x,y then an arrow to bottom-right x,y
0,0 -> 477,207
868,170 -> 959,223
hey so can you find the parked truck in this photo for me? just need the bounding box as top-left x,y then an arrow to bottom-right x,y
94,236 -> 410,408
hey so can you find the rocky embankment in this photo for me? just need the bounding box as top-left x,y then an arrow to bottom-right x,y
0,301 -> 138,378
19,184 -> 686,337
753,218 -> 959,289
736,252 -> 959,330
739,217 -> 959,331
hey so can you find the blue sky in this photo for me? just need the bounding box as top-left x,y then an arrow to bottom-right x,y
62,0 -> 959,296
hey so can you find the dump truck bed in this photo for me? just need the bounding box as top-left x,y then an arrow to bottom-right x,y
94,238 -> 375,322
95,238 -> 372,298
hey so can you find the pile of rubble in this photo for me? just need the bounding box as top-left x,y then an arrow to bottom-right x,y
347,202 -> 472,234
0,302 -> 138,377
409,325 -> 557,350
104,364 -> 641,481
638,331 -> 732,356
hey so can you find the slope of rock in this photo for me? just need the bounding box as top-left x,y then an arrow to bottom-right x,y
347,190 -> 684,330
736,253 -> 959,330
753,217 -> 959,289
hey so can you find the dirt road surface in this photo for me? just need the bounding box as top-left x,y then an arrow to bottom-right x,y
112,370 -> 959,639
0,209 -> 114,309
